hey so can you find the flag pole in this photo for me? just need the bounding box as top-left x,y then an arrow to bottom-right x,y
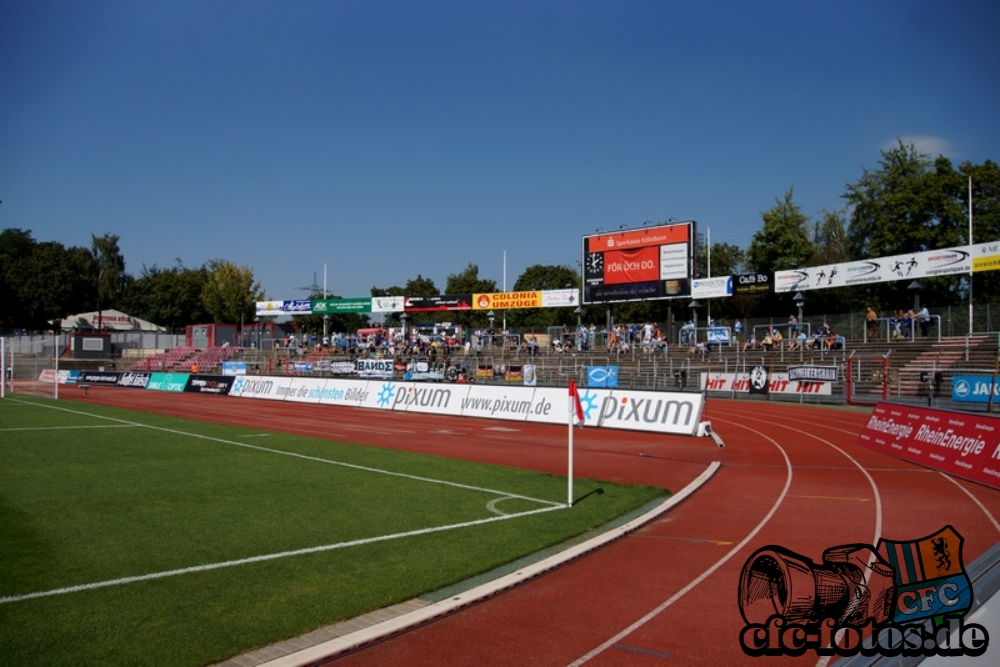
567,386 -> 574,507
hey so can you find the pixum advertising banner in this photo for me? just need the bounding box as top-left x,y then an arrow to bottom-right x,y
856,402 -> 1000,490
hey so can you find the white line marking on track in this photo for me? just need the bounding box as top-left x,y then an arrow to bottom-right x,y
0,505 -> 563,605
936,471 -> 1000,532
568,420 -> 793,666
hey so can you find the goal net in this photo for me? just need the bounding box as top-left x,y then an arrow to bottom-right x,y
1,336 -> 60,400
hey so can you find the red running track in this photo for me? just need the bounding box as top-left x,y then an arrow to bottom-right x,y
65,388 -> 1000,666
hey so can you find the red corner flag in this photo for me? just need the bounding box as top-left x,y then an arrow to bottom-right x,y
568,380 -> 585,425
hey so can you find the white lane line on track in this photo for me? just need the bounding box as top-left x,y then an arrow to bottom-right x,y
715,411 -> 887,667
735,413 -> 884,547
567,419 -> 793,667
937,472 -> 1000,533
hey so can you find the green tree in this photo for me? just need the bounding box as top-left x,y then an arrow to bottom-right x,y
966,159 -> 1000,312
747,188 -> 815,273
444,263 -> 498,327
201,259 -> 263,324
404,275 -> 438,296
122,261 -> 210,330
90,233 -> 127,328
843,141 -> 967,259
0,230 -> 94,330
506,263 -> 580,329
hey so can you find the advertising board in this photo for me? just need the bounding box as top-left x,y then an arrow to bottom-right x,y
582,221 -> 696,304
184,374 -> 235,395
146,373 -> 189,392
856,402 -> 1000,490
951,375 -> 1000,404
226,376 -> 705,436
701,372 -> 833,395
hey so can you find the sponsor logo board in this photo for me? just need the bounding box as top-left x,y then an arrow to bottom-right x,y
278,377 -> 328,403
146,373 -> 189,392
117,372 -> 151,388
184,374 -> 235,395
701,372 -> 833,395
228,376 -> 290,399
460,385 -> 534,422
316,379 -> 372,406
856,402 -> 1000,490
951,375 -> 1000,403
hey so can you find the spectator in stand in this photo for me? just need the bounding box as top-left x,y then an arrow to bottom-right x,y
733,318 -> 743,342
904,309 -> 916,338
918,305 -> 931,337
788,331 -> 808,351
788,314 -> 799,339
866,307 -> 879,338
761,330 -> 775,351
743,331 -> 758,352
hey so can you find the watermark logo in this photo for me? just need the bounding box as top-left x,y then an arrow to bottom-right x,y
738,526 -> 987,658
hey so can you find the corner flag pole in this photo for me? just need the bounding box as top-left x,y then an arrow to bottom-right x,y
567,380 -> 585,507
567,382 -> 574,507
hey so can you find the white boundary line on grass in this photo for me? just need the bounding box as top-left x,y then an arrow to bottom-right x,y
0,424 -> 140,432
255,461 -> 722,667
0,505 -> 562,605
5,398 -> 563,507
0,398 -> 569,605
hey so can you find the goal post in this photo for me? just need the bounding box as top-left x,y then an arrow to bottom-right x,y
1,335 -> 60,400
845,355 -> 889,406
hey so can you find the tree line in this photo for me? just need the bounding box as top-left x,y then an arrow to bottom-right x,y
2,142 -> 997,335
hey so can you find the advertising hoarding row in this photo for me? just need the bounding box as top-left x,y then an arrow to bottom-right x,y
856,402 -> 1000,490
227,375 -> 704,435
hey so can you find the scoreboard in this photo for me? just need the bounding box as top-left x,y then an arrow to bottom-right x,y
582,221 -> 697,305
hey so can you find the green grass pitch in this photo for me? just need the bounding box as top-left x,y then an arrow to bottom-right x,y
0,397 -> 667,667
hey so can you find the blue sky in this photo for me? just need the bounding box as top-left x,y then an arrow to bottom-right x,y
2,1 -> 998,301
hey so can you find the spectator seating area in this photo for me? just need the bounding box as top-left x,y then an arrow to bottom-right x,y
175,345 -> 238,372
130,346 -> 199,372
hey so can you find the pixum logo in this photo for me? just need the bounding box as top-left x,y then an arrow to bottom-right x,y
738,526 -> 987,658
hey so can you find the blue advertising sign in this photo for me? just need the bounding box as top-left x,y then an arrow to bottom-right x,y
587,366 -> 619,388
952,375 -> 1000,403
221,361 -> 247,376
707,327 -> 732,344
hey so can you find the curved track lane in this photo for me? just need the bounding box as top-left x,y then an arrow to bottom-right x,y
64,389 -> 1000,665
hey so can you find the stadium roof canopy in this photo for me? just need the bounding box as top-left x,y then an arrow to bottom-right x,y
57,309 -> 167,332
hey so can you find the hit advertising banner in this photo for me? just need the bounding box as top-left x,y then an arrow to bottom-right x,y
856,402 -> 1000,490
701,372 -> 833,396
